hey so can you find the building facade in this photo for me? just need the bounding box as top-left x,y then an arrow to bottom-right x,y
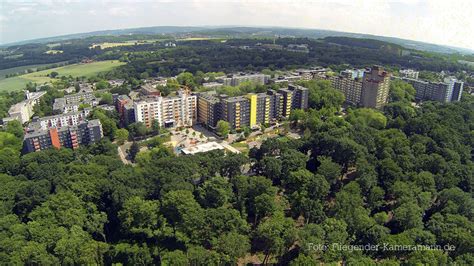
134,90 -> 197,128
220,73 -> 270,87
196,84 -> 309,130
399,69 -> 419,79
399,76 -> 463,103
361,66 -> 391,109
27,109 -> 92,131
23,119 -> 103,153
197,92 -> 221,128
329,75 -> 363,105
4,91 -> 47,124
220,96 -> 251,129
116,95 -> 135,127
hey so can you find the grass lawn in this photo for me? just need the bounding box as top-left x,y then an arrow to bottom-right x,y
0,60 -> 125,92
231,141 -> 250,154
0,63 -> 67,81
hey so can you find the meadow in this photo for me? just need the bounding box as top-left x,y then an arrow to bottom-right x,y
0,60 -> 125,92
90,40 -> 161,49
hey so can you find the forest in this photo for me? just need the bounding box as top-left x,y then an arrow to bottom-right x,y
1,79 -> 473,264
2,35 -> 472,75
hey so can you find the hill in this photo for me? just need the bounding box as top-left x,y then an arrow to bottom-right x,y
2,26 -> 472,55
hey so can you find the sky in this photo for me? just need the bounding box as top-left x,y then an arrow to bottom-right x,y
0,0 -> 473,50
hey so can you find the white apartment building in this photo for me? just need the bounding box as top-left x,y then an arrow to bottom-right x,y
134,90 -> 197,128
399,69 -> 419,79
33,108 -> 91,130
4,91 -> 47,124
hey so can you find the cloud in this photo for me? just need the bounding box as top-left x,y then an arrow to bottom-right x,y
0,0 -> 473,50
108,6 -> 135,17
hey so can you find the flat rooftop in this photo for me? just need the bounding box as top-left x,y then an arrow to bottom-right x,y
181,141 -> 225,155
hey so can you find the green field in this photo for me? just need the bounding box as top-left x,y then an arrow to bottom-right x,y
90,40 -> 162,49
0,60 -> 125,92
0,63 -> 68,81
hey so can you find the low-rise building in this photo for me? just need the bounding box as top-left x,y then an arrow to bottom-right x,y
399,69 -> 419,79
139,83 -> 161,96
53,88 -> 99,114
202,82 -> 223,89
4,91 -> 47,124
181,141 -> 225,155
219,73 -> 270,87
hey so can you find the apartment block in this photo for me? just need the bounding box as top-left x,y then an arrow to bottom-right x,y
4,91 -> 47,124
197,92 -> 221,128
267,90 -> 284,121
220,96 -> 251,129
277,88 -> 293,118
27,109 -> 92,131
288,84 -> 309,110
451,80 -> 464,102
23,119 -> 103,153
329,74 -> 363,105
399,69 -> 419,79
196,84 -> 309,130
53,88 -> 99,114
116,95 -> 135,127
220,73 -> 270,87
361,66 -> 391,109
134,90 -> 196,128
399,76 -> 463,103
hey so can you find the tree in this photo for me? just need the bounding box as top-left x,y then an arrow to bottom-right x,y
258,156 -> 282,182
90,109 -> 118,139
5,120 -> 24,139
115,128 -> 129,145
128,122 -> 147,138
176,72 -> 196,88
0,148 -> 21,175
187,246 -> 223,265
95,80 -> 110,90
161,190 -> 205,244
0,132 -> 22,151
111,243 -> 153,265
99,92 -> 113,105
316,156 -> 342,184
393,202 -> 423,231
214,232 -> 250,263
255,212 -> 297,264
161,250 -> 188,266
299,80 -> 344,110
346,108 -> 387,129
197,176 -> 233,208
389,79 -> 416,102
254,194 -> 277,224
50,71 -> 59,78
216,120 -> 230,138
289,109 -> 307,126
128,142 -> 140,162
151,119 -> 160,135
118,196 -> 166,238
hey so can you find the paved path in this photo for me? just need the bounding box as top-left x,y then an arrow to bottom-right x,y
117,146 -> 131,164
220,141 -> 241,154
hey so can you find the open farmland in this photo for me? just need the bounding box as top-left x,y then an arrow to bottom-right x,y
0,60 -> 125,92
